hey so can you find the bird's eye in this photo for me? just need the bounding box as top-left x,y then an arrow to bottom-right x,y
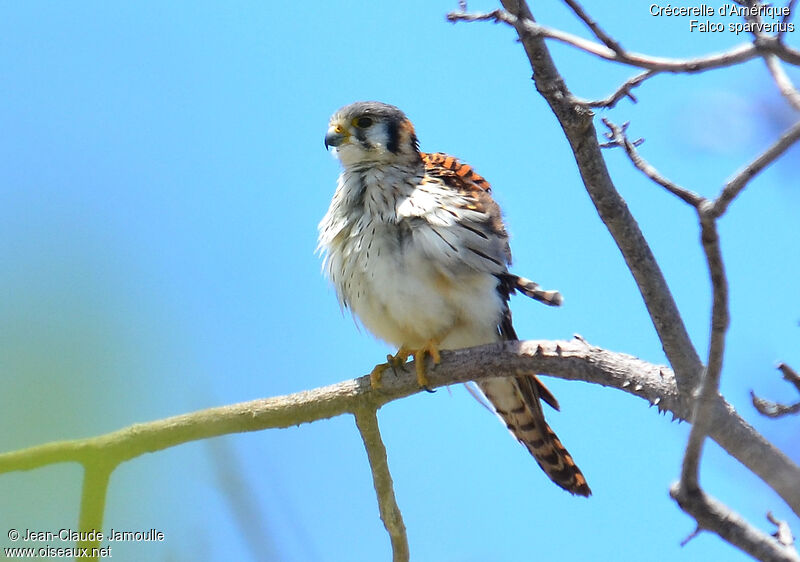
353,117 -> 373,128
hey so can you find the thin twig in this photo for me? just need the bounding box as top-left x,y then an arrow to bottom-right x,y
578,70 -> 659,108
737,4 -> 800,112
779,0 -> 798,42
778,363 -> 800,391
354,407 -> 409,562
764,55 -> 800,111
601,119 -> 705,207
561,0 -> 624,54
751,363 -> 800,418
768,512 -> 796,547
712,119 -> 800,217
752,391 -> 800,418
447,9 -> 760,73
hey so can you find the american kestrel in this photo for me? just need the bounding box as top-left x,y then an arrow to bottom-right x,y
318,101 -> 590,496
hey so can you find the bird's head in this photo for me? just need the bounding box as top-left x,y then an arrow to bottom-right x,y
324,101 -> 420,166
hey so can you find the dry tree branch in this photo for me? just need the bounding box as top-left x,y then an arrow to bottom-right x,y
779,0 -> 798,42
752,363 -> 800,418
465,0 -> 706,395
475,2 -> 800,523
604,128 -> 800,561
449,2 -> 800,559
1,340 -> 798,555
752,394 -> 800,418
776,363 -> 800,394
671,488 -> 800,562
738,3 -> 800,112
354,407 -> 409,562
3,340 -> 682,474
679,213 -> 727,491
561,0 -> 624,55
597,72 -> 800,562
600,119 -> 704,207
712,118 -> 800,217
770,511 -> 796,547
447,9 -> 759,72
0,338 -> 682,562
764,55 -> 800,110
578,70 -> 659,109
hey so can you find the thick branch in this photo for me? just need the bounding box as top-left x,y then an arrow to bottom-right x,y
491,0 -> 704,396
0,339 -> 797,517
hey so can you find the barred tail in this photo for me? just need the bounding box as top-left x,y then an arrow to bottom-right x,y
499,273 -> 563,307
478,376 -> 591,497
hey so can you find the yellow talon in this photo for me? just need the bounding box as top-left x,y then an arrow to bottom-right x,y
369,363 -> 388,389
369,342 -> 440,391
412,339 -> 441,390
369,346 -> 412,389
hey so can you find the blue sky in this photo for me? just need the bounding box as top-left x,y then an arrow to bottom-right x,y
1,1 -> 798,560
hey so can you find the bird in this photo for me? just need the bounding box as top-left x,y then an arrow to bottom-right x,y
318,101 -> 590,496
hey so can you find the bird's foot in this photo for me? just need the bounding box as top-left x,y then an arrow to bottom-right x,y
369,346 -> 412,389
412,340 -> 441,393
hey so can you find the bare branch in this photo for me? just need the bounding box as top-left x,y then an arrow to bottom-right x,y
77,459 -> 114,562
712,119 -> 800,217
463,4 -> 800,559
354,407 -> 409,562
769,511 -> 796,547
492,0 -> 705,397
764,36 -> 800,66
752,363 -> 800,418
601,119 -> 705,207
578,70 -> 659,109
447,9 -> 759,73
561,0 -> 624,55
735,4 -> 800,113
680,525 -> 703,547
1,338 -> 798,518
764,55 -> 800,111
778,363 -> 800,391
779,0 -> 798,42
752,391 -> 800,418
680,214 -> 729,491
671,485 -> 800,562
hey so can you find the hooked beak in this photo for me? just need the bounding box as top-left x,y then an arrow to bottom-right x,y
324,125 -> 348,149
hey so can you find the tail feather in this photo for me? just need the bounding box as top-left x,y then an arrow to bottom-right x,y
478,376 -> 591,497
499,273 -> 563,307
